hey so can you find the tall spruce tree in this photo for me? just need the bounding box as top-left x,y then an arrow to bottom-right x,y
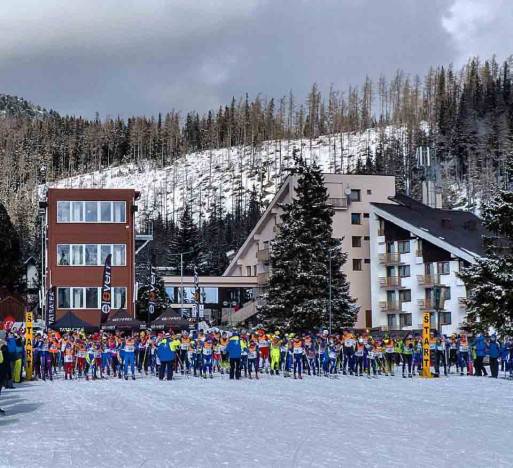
264,153 -> 357,331
459,189 -> 513,335
0,202 -> 23,291
168,205 -> 201,275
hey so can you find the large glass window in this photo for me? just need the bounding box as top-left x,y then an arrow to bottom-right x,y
57,245 -> 70,265
101,244 -> 112,264
398,240 -> 410,254
57,288 -> 70,308
352,236 -> 362,248
71,245 -> 84,265
438,261 -> 450,275
398,265 -> 410,277
57,201 -> 70,222
387,314 -> 396,330
350,189 -> 361,202
85,288 -> 99,309
113,287 -> 127,309
72,288 -> 84,309
351,213 -> 361,225
399,289 -> 412,303
113,201 -> 126,223
100,201 -> 112,222
85,201 -> 98,222
113,244 -> 126,266
71,201 -> 84,222
400,313 -> 412,328
85,244 -> 98,266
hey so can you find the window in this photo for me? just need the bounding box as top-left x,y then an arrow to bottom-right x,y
85,244 -> 98,266
353,259 -> 362,271
363,236 -> 370,241
85,201 -> 98,222
57,288 -> 70,308
246,266 -> 251,276
363,213 -> 369,218
113,287 -> 127,309
352,236 -> 362,248
439,261 -> 450,275
398,265 -> 410,277
100,201 -> 112,222
57,201 -> 70,222
101,245 -> 112,264
387,314 -> 397,330
72,287 -> 84,309
386,242 -> 394,253
440,312 -> 452,325
399,289 -> 412,303
57,245 -> 70,265
113,244 -> 126,266
351,213 -> 361,225
367,189 -> 372,195
398,240 -> 410,254
113,201 -> 126,223
85,288 -> 99,309
443,287 -> 451,301
364,259 -> 370,264
400,313 -> 412,328
71,245 -> 83,266
350,189 -> 361,201
71,201 -> 84,222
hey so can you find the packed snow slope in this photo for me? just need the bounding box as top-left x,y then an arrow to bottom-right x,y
46,126 -> 407,224
1,375 -> 511,468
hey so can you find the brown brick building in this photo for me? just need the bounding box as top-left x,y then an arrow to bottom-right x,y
44,188 -> 138,328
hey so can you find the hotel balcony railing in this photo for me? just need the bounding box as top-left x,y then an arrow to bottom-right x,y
379,276 -> 402,288
417,298 -> 434,309
417,274 -> 441,286
257,272 -> 270,286
379,300 -> 401,312
327,197 -> 348,209
378,252 -> 401,264
256,248 -> 270,262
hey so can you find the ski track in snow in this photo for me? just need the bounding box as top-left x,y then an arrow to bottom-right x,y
1,374 -> 512,468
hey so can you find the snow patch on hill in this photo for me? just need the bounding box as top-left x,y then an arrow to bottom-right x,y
47,126 -> 408,223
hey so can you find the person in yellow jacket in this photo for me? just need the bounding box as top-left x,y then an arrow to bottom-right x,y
270,337 -> 281,375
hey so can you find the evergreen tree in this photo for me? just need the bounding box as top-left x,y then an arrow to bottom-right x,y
264,153 -> 357,331
459,189 -> 513,335
0,202 -> 23,291
136,269 -> 170,321
168,205 -> 201,275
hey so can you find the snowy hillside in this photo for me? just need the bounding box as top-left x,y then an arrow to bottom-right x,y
46,126 -> 408,224
0,94 -> 49,118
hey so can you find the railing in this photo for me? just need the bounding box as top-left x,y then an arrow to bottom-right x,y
458,297 -> 467,307
379,300 -> 400,311
256,248 -> 270,262
379,276 -> 401,288
327,197 -> 348,209
378,252 -> 401,264
257,272 -> 270,286
417,298 -> 433,309
417,274 -> 440,286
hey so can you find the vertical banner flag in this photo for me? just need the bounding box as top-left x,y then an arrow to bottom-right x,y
193,265 -> 200,302
422,312 -> 432,378
25,310 -> 34,381
46,286 -> 56,327
101,254 -> 112,315
148,267 -> 156,315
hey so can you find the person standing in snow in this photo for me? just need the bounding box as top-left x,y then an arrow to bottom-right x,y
487,334 -> 501,378
227,331 -> 242,380
157,333 -> 173,381
0,332 -> 9,414
123,336 -> 136,380
292,336 -> 304,379
473,333 -> 488,376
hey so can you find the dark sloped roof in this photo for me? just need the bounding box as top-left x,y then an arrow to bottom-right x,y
372,194 -> 488,257
52,311 -> 95,331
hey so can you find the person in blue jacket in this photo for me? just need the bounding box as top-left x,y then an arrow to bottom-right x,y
487,334 -> 501,378
157,333 -> 173,381
226,331 -> 242,380
473,333 -> 488,376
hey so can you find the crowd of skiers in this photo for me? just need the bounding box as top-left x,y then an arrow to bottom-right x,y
1,326 -> 512,403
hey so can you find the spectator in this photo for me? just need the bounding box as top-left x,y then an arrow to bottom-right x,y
487,334 -> 501,378
227,331 -> 242,380
0,331 -> 8,414
473,333 -> 488,376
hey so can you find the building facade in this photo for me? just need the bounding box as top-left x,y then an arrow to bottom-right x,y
369,195 -> 486,334
43,188 -> 138,328
224,174 -> 396,328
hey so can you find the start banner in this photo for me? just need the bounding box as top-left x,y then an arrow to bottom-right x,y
24,310 -> 34,381
421,312 -> 432,378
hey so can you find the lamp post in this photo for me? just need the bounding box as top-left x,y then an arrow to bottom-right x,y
168,250 -> 194,316
327,246 -> 339,336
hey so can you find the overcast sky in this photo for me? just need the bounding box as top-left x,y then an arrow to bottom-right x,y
0,0 -> 511,118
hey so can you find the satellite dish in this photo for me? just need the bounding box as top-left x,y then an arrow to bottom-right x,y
344,187 -> 352,196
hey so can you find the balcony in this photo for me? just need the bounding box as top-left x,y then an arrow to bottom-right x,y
378,252 -> 401,264
257,272 -> 269,286
417,298 -> 433,309
417,274 -> 440,286
256,248 -> 270,262
458,297 -> 467,308
379,276 -> 402,288
327,197 -> 348,209
379,300 -> 401,312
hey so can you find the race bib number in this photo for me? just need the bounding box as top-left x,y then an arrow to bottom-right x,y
64,355 -> 73,363
329,351 -> 336,359
125,345 -> 134,352
293,347 -> 303,354
203,348 -> 212,356
249,351 -> 257,359
355,350 -> 363,357
345,339 -> 355,347
181,344 -> 189,350
460,346 -> 468,352
385,347 -> 394,353
367,351 -> 375,359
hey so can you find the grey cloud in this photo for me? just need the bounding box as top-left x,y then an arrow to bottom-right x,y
0,0 -> 507,118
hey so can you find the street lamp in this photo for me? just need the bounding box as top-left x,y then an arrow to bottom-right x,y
168,250 -> 194,315
327,246 -> 339,335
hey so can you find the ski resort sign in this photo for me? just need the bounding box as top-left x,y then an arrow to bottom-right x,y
24,310 -> 34,381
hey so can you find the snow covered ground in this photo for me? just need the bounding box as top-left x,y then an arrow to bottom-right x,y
1,373 -> 512,468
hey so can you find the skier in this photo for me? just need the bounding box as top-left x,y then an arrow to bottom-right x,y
123,336 -> 136,380
447,334 -> 459,374
157,333 -> 173,381
401,335 -> 414,378
63,343 -> 74,380
292,336 -> 304,379
270,336 -> 281,375
354,337 -> 365,377
257,330 -> 270,374
227,331 -> 242,380
384,337 -> 395,376
458,334 -> 470,376
179,330 -> 191,375
202,338 -> 214,378
247,339 -> 259,379
487,334 -> 501,378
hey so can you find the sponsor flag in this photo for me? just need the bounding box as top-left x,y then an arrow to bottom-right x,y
46,286 -> 56,327
101,254 -> 112,318
148,267 -> 156,315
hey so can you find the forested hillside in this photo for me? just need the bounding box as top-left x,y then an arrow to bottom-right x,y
2,56 -> 513,262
